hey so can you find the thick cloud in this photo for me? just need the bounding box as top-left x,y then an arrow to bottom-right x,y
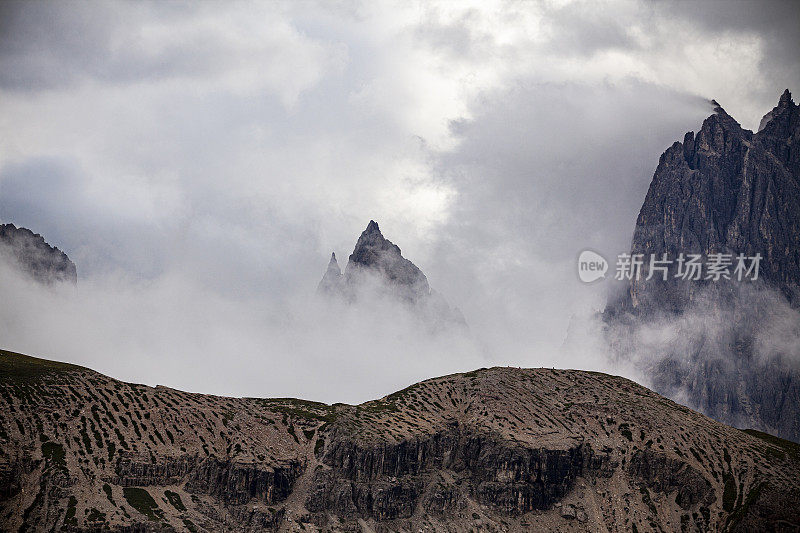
0,0 -> 797,402
426,81 -> 711,365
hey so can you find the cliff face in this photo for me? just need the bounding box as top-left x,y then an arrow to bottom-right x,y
2,349 -> 798,532
0,223 -> 77,284
604,91 -> 800,443
614,90 -> 799,314
317,221 -> 465,328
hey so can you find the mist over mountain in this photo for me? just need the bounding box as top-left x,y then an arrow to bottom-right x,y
0,223 -> 76,284
2,1 -> 800,530
604,90 -> 800,442
318,220 -> 466,330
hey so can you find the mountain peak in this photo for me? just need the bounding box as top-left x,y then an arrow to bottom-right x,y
316,221 -> 466,328
349,220 -> 405,269
604,89 -> 800,441
759,88 -> 797,131
347,221 -> 427,294
316,251 -> 343,295
0,223 -> 77,284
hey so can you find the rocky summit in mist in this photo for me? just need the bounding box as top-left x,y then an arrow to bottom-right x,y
318,220 -> 465,328
0,223 -> 77,285
2,349 -> 799,532
605,90 -> 800,442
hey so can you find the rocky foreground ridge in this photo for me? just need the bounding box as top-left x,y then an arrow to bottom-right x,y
1,349 -> 798,532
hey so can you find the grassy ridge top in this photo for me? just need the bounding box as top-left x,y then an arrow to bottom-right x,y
0,348 -> 86,381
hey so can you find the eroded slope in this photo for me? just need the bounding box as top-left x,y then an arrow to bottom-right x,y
0,350 -> 798,532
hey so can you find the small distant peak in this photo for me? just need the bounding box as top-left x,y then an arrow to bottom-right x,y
710,99 -> 727,115
758,89 -> 796,131
326,252 -> 340,270
702,98 -> 744,134
326,252 -> 340,269
365,220 -> 381,234
317,250 -> 343,294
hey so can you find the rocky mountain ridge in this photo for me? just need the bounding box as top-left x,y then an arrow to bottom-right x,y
1,348 -> 798,532
0,223 -> 77,284
610,89 -> 799,314
604,90 -> 800,442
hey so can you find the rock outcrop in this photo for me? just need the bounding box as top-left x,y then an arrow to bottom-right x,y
344,220 -> 431,301
2,348 -> 799,531
0,223 -> 77,284
604,90 -> 800,442
610,90 -> 799,314
318,221 -> 465,328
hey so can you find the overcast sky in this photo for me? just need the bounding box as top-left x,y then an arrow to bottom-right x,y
0,0 -> 798,403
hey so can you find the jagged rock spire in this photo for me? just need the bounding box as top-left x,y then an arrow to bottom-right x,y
345,220 -> 429,294
758,88 -> 795,131
315,220 -> 466,328
316,251 -> 342,295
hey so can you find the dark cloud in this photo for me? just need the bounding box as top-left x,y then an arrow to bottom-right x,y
660,0 -> 800,62
436,81 -> 709,260
0,0 -> 796,400
655,0 -> 800,116
0,2 -> 178,90
422,80 -> 710,362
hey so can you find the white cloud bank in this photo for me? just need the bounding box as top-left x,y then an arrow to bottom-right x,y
0,0 -> 797,402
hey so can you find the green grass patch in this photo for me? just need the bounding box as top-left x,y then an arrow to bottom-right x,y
253,398 -> 338,423
165,490 -> 186,512
462,368 -> 488,379
123,487 -> 163,521
743,429 -> 800,463
41,441 -> 66,471
64,496 -> 78,527
103,483 -> 116,506
725,482 -> 764,530
722,472 -> 737,512
0,349 -> 85,381
87,508 -> 106,523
